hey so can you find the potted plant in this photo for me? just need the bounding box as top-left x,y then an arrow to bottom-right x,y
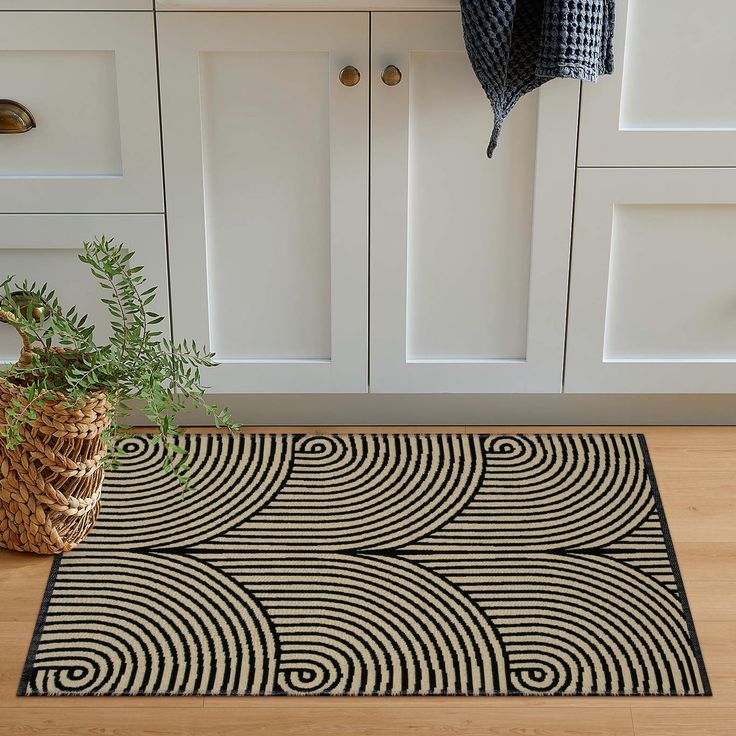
0,236 -> 238,554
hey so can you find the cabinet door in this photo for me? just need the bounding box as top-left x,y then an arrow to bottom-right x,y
566,169 -> 736,393
578,0 -> 736,167
158,13 -> 368,394
0,215 -> 169,364
0,13 -> 162,213
370,12 -> 578,393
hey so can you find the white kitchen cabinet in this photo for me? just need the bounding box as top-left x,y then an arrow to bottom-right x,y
578,0 -> 736,167
158,12 -> 369,394
0,215 -> 169,363
1,1 -> 731,417
0,13 -> 162,213
369,12 -> 579,393
566,168 -> 736,393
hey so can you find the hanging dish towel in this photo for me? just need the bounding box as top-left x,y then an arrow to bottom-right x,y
461,0 -> 615,156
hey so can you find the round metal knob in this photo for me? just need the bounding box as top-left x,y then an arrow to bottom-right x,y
381,65 -> 402,86
339,65 -> 361,87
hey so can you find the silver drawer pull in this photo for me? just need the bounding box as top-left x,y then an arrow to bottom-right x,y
0,100 -> 36,134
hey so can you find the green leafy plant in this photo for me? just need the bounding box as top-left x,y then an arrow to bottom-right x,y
0,236 -> 239,488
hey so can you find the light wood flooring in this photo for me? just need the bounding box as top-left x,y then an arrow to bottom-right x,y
1,426 -> 734,735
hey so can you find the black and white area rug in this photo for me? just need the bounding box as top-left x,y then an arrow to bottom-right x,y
20,433 -> 710,697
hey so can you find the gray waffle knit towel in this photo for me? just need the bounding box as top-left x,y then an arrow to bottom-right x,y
461,0 -> 615,156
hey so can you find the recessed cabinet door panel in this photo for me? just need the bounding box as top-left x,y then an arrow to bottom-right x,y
0,215 -> 169,363
370,12 -> 578,393
0,13 -> 162,213
579,0 -> 736,166
158,12 -> 368,394
566,169 -> 736,393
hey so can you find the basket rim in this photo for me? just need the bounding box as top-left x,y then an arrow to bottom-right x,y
0,373 -> 109,407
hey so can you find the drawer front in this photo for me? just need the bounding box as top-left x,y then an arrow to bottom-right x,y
0,13 -> 162,213
566,168 -> 736,393
0,215 -> 169,363
578,0 -> 736,167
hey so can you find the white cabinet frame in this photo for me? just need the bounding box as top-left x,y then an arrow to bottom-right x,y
566,168 -> 736,393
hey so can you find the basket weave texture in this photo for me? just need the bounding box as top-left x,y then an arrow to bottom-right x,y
0,309 -> 112,554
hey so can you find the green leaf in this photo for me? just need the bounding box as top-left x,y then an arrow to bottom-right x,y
1,234 -> 238,491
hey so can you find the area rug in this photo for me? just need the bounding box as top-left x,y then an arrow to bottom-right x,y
19,433 -> 710,697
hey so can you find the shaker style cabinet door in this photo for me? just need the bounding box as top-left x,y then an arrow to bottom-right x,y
578,0 -> 736,167
566,168 -> 736,393
370,12 -> 578,393
0,215 -> 169,365
0,13 -> 162,213
158,13 -> 369,393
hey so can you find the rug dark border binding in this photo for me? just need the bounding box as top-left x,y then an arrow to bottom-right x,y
637,433 -> 712,696
18,552 -> 63,696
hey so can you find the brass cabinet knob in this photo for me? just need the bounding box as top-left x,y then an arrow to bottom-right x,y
0,291 -> 47,323
339,65 -> 361,87
381,65 -> 402,86
0,99 -> 35,134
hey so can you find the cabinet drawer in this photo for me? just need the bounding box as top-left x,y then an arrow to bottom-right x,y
566,168 -> 736,393
578,0 -> 736,167
0,13 -> 162,213
0,215 -> 169,363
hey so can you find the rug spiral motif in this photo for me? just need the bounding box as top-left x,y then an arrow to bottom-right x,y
20,433 -> 710,697
27,552 -> 276,695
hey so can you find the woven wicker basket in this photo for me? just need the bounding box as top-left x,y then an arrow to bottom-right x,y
0,308 -> 112,554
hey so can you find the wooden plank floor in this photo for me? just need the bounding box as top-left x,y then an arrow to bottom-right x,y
1,426 -> 734,736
